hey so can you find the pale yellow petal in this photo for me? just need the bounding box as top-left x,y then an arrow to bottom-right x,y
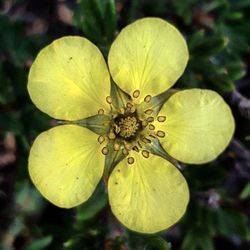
108,153 -> 189,233
29,125 -> 104,208
108,18 -> 188,102
28,36 -> 110,120
156,89 -> 235,164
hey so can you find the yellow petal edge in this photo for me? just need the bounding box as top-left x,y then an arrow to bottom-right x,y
156,89 -> 235,164
108,153 -> 189,233
29,125 -> 105,208
108,18 -> 188,102
28,36 -> 110,120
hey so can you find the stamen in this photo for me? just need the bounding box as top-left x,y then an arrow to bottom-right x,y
114,124 -> 120,134
133,90 -> 140,98
144,109 -> 153,115
98,135 -> 105,144
142,150 -> 150,158
98,109 -> 104,115
142,120 -> 148,127
141,137 -> 151,144
122,148 -> 129,156
127,157 -> 135,164
149,124 -> 155,130
113,143 -> 120,151
108,132 -> 116,140
146,117 -> 154,123
106,96 -> 112,104
156,130 -> 166,138
126,102 -> 133,109
157,116 -> 166,122
137,140 -> 142,148
149,134 -> 156,139
130,106 -> 136,113
132,146 -> 139,152
102,147 -> 109,155
144,95 -> 152,103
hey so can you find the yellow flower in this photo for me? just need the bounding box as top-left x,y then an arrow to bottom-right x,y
27,18 -> 235,233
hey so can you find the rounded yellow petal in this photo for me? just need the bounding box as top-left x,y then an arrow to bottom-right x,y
108,18 -> 188,101
108,153 -> 189,233
28,36 -> 110,120
156,89 -> 235,164
29,125 -> 104,208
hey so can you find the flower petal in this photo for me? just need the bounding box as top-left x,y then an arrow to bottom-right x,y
108,153 -> 189,233
156,89 -> 235,164
29,125 -> 105,208
108,18 -> 188,101
28,36 -> 110,120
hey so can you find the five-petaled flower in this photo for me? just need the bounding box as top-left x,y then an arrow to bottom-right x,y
28,18 -> 235,233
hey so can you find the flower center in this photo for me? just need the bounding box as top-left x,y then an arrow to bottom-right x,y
97,89 -> 167,164
114,114 -> 142,140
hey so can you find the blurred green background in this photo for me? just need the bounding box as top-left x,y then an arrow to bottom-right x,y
0,0 -> 250,249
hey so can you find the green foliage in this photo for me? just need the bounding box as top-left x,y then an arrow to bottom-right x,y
74,0 -> 117,53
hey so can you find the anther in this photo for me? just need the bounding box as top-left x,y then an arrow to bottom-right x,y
157,116 -> 166,122
142,120 -> 148,127
122,148 -> 129,156
127,157 -> 135,164
106,96 -> 112,104
98,135 -> 105,144
132,146 -> 139,152
149,124 -> 155,130
141,137 -> 151,144
149,134 -> 156,139
137,141 -> 142,148
98,109 -> 104,115
102,147 -> 109,155
108,132 -> 116,140
130,106 -> 136,113
133,90 -> 140,98
146,117 -> 154,123
142,150 -> 150,158
156,130 -> 166,138
113,143 -> 120,151
126,102 -> 133,109
114,124 -> 120,134
144,95 -> 152,103
144,109 -> 153,115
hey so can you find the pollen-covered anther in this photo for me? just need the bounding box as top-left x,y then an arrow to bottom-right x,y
101,147 -> 109,155
106,96 -> 112,104
142,120 -> 148,127
144,109 -> 153,115
142,150 -> 150,158
157,116 -> 166,122
149,124 -> 155,130
98,109 -> 104,115
144,95 -> 152,103
127,157 -> 135,164
113,143 -> 120,151
156,130 -> 166,138
122,148 -> 129,156
132,146 -> 139,152
133,90 -> 140,98
146,117 -> 154,123
126,102 -> 133,109
98,135 -> 105,144
108,132 -> 116,140
141,137 -> 151,144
